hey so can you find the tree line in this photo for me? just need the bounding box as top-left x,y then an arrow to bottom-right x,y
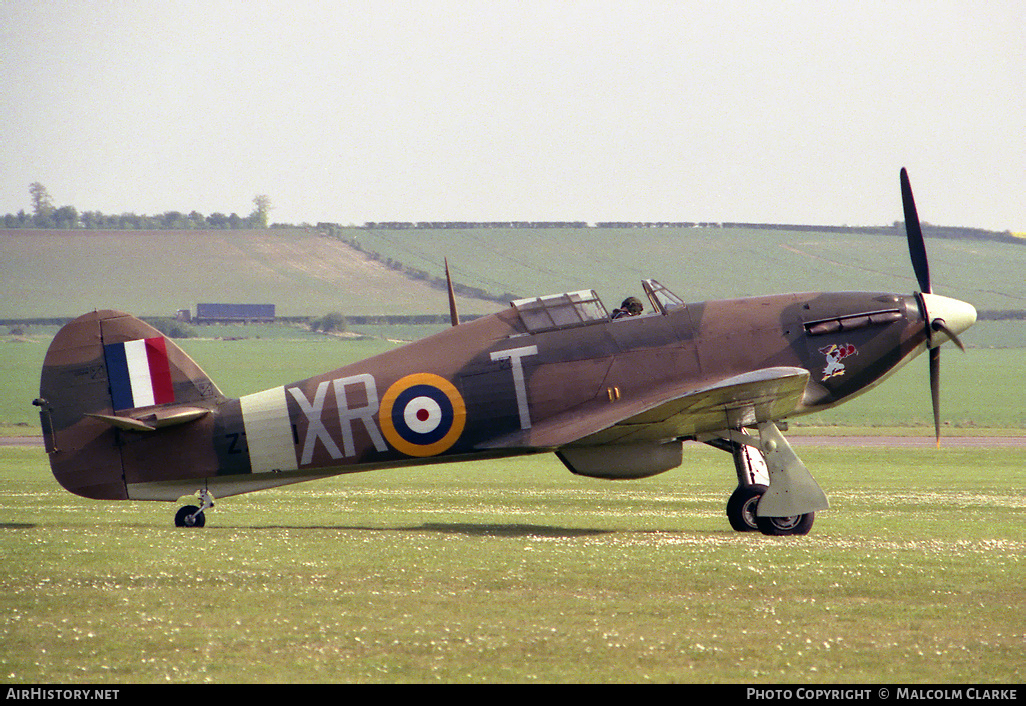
3,183 -> 272,230
350,220 -> 1017,243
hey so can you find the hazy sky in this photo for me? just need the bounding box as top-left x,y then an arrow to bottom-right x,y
2,1 -> 1023,231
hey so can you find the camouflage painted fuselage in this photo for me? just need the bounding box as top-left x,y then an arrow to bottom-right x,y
39,289 -> 932,502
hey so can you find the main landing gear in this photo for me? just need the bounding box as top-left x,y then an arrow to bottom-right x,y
174,489 -> 214,528
726,483 -> 768,532
707,423 -> 826,536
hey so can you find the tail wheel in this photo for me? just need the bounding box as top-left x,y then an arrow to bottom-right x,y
726,484 -> 767,532
174,505 -> 206,528
755,512 -> 814,536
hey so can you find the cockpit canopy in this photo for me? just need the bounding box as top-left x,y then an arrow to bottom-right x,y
511,279 -> 685,333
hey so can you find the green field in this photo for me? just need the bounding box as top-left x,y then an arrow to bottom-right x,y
3,226 -> 1024,319
0,228 -> 499,319
350,226 -> 1026,315
1,444 -> 1022,683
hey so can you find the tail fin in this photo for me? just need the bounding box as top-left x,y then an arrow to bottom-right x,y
38,310 -> 225,500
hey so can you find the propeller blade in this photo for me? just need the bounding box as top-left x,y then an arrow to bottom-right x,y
901,168 -> 932,294
929,346 -> 941,447
931,318 -> 966,352
927,317 -> 968,447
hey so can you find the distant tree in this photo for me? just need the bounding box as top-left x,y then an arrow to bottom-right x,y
310,312 -> 347,333
29,182 -> 53,217
33,211 -> 55,228
53,205 -> 79,229
80,210 -> 102,229
207,212 -> 228,228
4,211 -> 31,228
251,194 -> 271,228
120,212 -> 143,230
148,318 -> 197,339
161,211 -> 186,229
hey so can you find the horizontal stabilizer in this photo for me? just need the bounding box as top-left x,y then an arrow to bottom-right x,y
85,406 -> 210,432
84,413 -> 157,432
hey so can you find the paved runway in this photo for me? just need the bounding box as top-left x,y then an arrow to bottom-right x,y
0,436 -> 44,447
789,435 -> 1026,448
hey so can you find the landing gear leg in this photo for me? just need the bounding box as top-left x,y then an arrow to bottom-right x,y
752,422 -> 828,536
705,424 -> 827,536
726,434 -> 769,531
174,489 -> 214,528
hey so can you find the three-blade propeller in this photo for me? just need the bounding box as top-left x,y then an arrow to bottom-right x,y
900,168 -> 968,446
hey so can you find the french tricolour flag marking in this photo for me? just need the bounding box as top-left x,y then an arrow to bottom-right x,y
104,337 -> 175,410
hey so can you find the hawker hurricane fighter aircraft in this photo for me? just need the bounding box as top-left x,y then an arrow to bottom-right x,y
36,170 -> 975,535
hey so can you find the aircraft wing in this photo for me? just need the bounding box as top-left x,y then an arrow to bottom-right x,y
479,366 -> 810,450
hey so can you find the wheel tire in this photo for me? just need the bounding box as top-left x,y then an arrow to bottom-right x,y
174,505 -> 206,528
755,512 -> 814,536
726,484 -> 768,532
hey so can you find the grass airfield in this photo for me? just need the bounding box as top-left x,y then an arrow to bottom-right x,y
1,443 -> 1023,684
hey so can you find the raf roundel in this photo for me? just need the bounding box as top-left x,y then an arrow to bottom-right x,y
379,373 -> 467,457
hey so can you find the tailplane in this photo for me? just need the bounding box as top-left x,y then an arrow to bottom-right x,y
37,310 -> 225,499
